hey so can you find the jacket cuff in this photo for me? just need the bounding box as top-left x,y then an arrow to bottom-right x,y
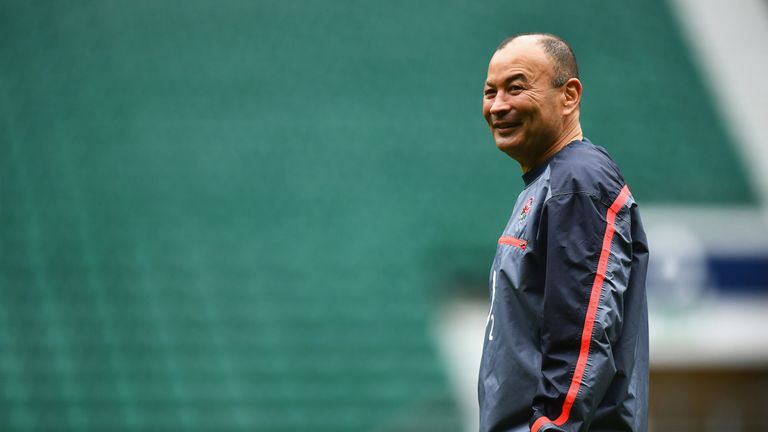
530,416 -> 565,432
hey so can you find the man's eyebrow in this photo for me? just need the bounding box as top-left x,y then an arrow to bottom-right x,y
485,73 -> 528,87
504,73 -> 528,84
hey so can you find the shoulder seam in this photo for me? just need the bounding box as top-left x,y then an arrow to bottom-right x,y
544,191 -> 631,224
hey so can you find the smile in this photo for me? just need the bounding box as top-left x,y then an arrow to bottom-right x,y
494,123 -> 520,134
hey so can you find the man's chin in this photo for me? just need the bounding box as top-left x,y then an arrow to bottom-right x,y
494,138 -> 523,155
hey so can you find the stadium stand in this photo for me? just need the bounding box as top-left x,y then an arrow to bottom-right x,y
0,1 -> 759,431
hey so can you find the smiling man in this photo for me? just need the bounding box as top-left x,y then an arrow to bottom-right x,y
477,34 -> 650,432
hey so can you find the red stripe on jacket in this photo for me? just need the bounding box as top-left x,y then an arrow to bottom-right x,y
531,185 -> 631,432
498,236 -> 527,250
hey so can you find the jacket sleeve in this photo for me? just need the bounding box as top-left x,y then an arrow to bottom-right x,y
529,187 -> 633,432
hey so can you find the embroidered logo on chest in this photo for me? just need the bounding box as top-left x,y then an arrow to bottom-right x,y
518,196 -> 534,222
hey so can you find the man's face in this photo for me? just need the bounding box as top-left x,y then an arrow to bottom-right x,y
482,38 -> 564,161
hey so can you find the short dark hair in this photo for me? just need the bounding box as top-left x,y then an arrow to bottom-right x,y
496,33 -> 579,88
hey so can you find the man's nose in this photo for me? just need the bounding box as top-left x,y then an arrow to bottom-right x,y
489,93 -> 511,115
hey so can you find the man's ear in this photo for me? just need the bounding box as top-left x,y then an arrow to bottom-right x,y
562,78 -> 582,115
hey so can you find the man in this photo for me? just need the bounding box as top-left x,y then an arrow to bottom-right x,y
477,33 -> 649,432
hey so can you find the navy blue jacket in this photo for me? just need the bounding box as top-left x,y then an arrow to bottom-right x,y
478,139 -> 649,432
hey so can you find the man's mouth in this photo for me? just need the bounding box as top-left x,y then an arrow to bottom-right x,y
494,122 -> 520,134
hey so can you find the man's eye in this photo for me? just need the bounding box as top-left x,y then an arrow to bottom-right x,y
484,89 -> 496,98
508,85 -> 524,93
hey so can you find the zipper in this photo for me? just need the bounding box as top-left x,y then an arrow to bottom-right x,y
498,236 -> 527,250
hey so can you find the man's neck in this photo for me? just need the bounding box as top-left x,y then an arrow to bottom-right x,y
520,122 -> 583,173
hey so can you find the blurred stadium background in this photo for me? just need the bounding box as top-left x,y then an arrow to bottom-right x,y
2,1 -> 767,431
